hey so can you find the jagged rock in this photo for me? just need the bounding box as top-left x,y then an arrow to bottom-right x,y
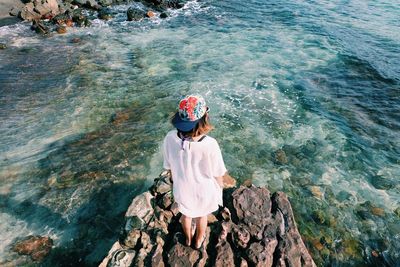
72,0 -> 100,9
99,241 -> 136,267
159,192 -> 173,209
101,173 -> 316,267
272,192 -> 317,267
12,235 -> 53,261
20,3 -> 41,21
98,7 -> 113,20
246,240 -> 277,267
232,186 -> 271,239
125,191 -> 154,224
167,234 -> 200,267
232,224 -> 251,248
52,13 -> 72,25
150,0 -> 184,9
127,7 -> 146,21
9,7 -> 21,17
215,241 -> 235,267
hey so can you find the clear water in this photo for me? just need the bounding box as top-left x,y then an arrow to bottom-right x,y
0,0 -> 399,266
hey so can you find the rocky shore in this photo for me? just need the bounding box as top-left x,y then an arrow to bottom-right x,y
4,0 -> 187,35
100,171 -> 316,267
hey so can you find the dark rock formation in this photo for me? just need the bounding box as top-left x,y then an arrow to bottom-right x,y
100,171 -> 316,266
12,235 -> 53,261
98,7 -> 113,20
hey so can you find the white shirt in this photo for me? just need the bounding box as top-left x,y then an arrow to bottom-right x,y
163,130 -> 227,217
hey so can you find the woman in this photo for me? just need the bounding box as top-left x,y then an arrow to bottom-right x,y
162,95 -> 227,249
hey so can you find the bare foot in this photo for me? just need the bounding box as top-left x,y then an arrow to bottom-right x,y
194,235 -> 205,249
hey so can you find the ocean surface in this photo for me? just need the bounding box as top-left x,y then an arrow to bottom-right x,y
0,0 -> 399,266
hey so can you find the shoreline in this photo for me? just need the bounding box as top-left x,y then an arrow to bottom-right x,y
0,0 -> 23,26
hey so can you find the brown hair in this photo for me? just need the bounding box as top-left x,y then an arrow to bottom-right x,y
175,113 -> 214,138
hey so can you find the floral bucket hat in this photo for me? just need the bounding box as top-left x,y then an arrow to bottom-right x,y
172,95 -> 208,132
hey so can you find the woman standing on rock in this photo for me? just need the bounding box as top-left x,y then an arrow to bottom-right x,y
162,95 -> 227,249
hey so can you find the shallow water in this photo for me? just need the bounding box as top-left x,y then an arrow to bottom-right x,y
0,0 -> 399,266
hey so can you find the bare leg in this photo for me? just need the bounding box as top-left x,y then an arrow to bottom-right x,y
194,215 -> 207,248
181,214 -> 192,246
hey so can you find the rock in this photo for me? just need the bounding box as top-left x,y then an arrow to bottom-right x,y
146,10 -> 155,18
232,224 -> 251,248
207,214 -> 218,224
273,149 -> 288,165
12,235 -> 53,261
151,0 -> 184,9
9,7 -> 21,17
125,192 -> 154,224
56,25 -> 67,34
215,241 -> 235,266
72,0 -> 101,9
99,241 -> 135,267
100,172 -> 316,267
371,207 -> 385,217
167,233 -> 200,267
0,43 -> 6,49
127,7 -> 146,21
271,192 -> 316,267
232,186 -> 271,239
246,241 -> 277,267
20,3 -> 41,21
31,20 -> 50,35
98,7 -> 113,20
159,12 -> 168,18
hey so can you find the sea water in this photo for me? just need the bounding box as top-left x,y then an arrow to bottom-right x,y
0,0 -> 399,265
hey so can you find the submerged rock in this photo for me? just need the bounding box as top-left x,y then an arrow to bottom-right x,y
98,7 -> 113,20
100,172 -> 316,266
56,25 -> 67,34
0,43 -> 6,49
12,235 -> 53,261
31,20 -> 50,35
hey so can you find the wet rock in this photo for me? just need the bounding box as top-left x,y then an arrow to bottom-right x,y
371,207 -> 385,217
72,8 -> 91,26
151,0 -> 184,9
12,235 -> 53,261
159,12 -> 168,18
273,149 -> 288,165
0,43 -> 6,49
56,25 -> 67,34
31,20 -> 50,35
127,7 -> 146,21
98,0 -> 113,6
71,37 -> 82,43
395,207 -> 400,218
125,192 -> 154,224
98,7 -> 113,20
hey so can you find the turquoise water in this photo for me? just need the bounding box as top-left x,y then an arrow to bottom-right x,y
0,0 -> 399,265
